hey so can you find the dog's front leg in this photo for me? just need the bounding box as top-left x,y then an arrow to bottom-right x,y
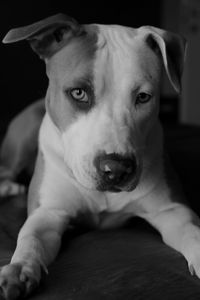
142,193 -> 200,278
0,206 -> 69,300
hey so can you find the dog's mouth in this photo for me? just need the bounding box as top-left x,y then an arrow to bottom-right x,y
94,152 -> 142,193
63,150 -> 141,193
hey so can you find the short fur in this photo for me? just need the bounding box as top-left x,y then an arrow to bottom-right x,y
1,14 -> 200,300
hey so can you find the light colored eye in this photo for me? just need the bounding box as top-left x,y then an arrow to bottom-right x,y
136,92 -> 152,104
70,88 -> 88,102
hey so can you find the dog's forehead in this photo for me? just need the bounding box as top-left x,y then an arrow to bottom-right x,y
95,24 -> 138,48
47,23 -> 160,87
94,24 -> 161,89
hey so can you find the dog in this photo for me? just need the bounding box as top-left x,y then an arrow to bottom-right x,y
0,13 -> 199,300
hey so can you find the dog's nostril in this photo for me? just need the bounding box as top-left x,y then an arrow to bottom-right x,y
100,164 -> 115,180
94,153 -> 137,189
99,159 -> 133,181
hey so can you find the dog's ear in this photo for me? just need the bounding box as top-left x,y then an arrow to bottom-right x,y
2,14 -> 82,59
139,26 -> 187,93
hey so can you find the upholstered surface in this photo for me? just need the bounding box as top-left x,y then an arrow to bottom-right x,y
0,125 -> 200,299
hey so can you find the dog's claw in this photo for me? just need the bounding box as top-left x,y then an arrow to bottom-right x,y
0,180 -> 26,197
0,284 -> 22,300
0,263 -> 40,300
189,264 -> 196,276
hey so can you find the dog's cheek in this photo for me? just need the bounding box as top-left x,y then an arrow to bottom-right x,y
134,98 -> 159,143
61,123 -> 98,189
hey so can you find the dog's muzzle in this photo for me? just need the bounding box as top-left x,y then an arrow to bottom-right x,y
93,153 -> 138,192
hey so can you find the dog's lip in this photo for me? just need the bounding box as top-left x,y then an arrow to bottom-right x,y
64,154 -> 142,193
96,179 -> 138,193
66,165 -> 141,193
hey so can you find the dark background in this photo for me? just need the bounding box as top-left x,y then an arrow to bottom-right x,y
0,0 -> 162,133
2,4 -> 200,299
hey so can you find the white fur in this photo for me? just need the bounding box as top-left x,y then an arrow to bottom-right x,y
1,19 -> 200,300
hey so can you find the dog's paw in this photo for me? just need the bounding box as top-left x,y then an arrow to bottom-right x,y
0,180 -> 25,197
188,258 -> 200,278
0,262 -> 41,300
184,243 -> 200,278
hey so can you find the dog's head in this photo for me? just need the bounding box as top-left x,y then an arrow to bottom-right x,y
3,14 -> 186,193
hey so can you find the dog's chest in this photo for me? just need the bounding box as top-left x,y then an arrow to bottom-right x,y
71,210 -> 132,229
73,191 -> 144,229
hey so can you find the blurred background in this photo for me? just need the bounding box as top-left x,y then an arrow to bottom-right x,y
0,0 -> 199,133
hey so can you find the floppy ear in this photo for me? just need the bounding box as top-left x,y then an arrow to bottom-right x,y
139,26 -> 187,93
2,13 -> 82,59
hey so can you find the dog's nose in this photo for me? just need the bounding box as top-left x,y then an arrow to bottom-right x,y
94,153 -> 137,192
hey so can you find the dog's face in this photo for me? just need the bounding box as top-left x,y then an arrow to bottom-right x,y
3,14 -> 186,192
46,25 -> 162,192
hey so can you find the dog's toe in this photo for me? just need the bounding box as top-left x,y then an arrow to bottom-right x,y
189,263 -> 195,276
0,263 -> 40,300
186,246 -> 200,279
0,180 -> 26,197
0,283 -> 22,300
188,261 -> 200,278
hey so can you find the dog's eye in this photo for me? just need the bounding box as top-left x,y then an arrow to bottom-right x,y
65,86 -> 94,111
136,93 -> 152,104
70,88 -> 89,102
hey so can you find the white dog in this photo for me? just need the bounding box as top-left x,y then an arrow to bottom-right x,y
0,13 -> 199,300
